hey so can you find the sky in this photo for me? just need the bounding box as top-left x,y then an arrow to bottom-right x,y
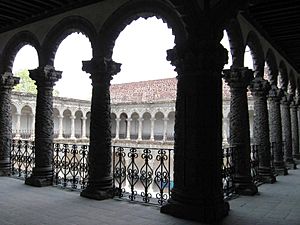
12,17 -> 253,100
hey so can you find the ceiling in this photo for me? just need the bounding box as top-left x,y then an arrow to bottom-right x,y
0,0 -> 299,72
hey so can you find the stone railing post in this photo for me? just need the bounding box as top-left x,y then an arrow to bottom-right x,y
268,87 -> 288,175
25,65 -> 62,186
80,57 -> 121,200
249,77 -> 275,183
0,72 -> 19,175
223,67 -> 258,195
281,93 -> 297,169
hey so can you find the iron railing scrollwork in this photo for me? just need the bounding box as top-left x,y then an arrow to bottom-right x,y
222,146 -> 235,199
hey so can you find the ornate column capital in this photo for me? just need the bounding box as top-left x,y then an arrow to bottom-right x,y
82,57 -> 121,86
223,67 -> 254,89
249,77 -> 270,97
29,65 -> 62,87
0,72 -> 20,89
281,92 -> 293,106
268,86 -> 283,101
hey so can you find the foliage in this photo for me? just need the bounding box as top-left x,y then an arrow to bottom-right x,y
13,69 -> 60,96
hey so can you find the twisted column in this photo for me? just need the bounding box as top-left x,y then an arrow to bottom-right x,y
223,67 -> 257,195
249,77 -> 275,183
80,57 -> 121,200
161,40 -> 229,222
290,100 -> 300,160
0,72 -> 19,175
268,87 -> 288,175
25,65 -> 61,186
281,93 -> 297,169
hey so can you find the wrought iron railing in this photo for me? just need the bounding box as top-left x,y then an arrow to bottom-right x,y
53,143 -> 89,190
11,140 -> 35,178
222,146 -> 235,199
112,146 -> 173,205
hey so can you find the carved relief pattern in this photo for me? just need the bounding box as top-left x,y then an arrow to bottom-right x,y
268,87 -> 284,163
0,73 -> 19,164
249,77 -> 271,168
83,58 -> 121,188
223,67 -> 254,176
29,66 -> 61,168
290,100 -> 299,157
281,94 -> 293,162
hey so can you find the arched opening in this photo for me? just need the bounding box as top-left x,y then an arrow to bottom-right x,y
167,112 -> 175,141
142,112 -> 151,140
75,111 -> 83,138
53,108 -> 60,139
86,112 -> 91,138
248,109 -> 254,144
130,113 -> 139,140
53,33 -> 92,100
12,45 -> 38,94
20,105 -> 33,139
119,113 -> 128,139
154,112 -> 164,140
11,104 -> 18,138
244,46 -> 254,70
63,109 -> 72,138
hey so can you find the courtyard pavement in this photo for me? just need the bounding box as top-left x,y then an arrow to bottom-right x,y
1,170 -> 300,225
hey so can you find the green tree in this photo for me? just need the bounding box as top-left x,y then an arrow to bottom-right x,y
13,69 -> 60,96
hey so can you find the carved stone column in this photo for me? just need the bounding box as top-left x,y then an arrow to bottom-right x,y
150,117 -> 155,141
115,118 -> 120,140
161,40 -> 229,222
297,101 -> 300,159
70,115 -> 75,139
58,115 -> 63,139
249,77 -> 276,183
268,87 -> 288,175
0,72 -> 19,175
281,93 -> 297,169
80,57 -> 121,200
25,65 -> 61,186
223,67 -> 258,195
137,118 -> 143,141
126,118 -> 131,140
290,100 -> 299,160
81,116 -> 87,139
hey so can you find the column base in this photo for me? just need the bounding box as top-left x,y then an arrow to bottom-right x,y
160,191 -> 229,223
293,154 -> 300,160
0,159 -> 11,176
258,167 -> 276,183
274,162 -> 288,175
285,160 -> 297,169
233,175 -> 258,195
25,167 -> 53,187
80,176 -> 114,200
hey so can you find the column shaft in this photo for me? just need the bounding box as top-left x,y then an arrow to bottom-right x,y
81,116 -> 87,139
126,118 -> 131,140
70,115 -> 75,139
138,118 -> 143,140
58,116 -> 63,139
0,72 -> 19,175
290,101 -> 300,159
115,118 -> 120,140
163,118 -> 168,141
150,118 -> 155,141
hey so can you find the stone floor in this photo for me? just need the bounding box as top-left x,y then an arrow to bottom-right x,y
1,170 -> 300,225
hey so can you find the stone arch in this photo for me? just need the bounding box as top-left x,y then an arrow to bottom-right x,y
130,112 -> 140,140
288,70 -> 296,95
42,16 -> 97,66
245,31 -> 265,77
265,49 -> 278,86
63,109 -> 72,138
2,31 -> 40,73
142,112 -> 151,140
119,112 -> 128,139
225,18 -> 245,67
75,110 -> 83,138
20,105 -> 34,139
97,0 -> 187,58
154,111 -> 164,140
279,61 -> 289,91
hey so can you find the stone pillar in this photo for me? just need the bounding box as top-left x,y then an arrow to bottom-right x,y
249,77 -> 276,183
268,87 -> 288,175
115,118 -> 120,140
160,40 -> 229,222
0,72 -> 19,175
297,102 -> 300,159
70,115 -> 75,139
126,118 -> 131,140
290,100 -> 300,160
30,114 -> 35,140
223,67 -> 258,195
58,115 -> 63,139
80,57 -> 121,200
163,117 -> 168,141
150,118 -> 155,141
81,116 -> 87,139
25,65 -> 61,186
15,113 -> 21,139
222,118 -> 229,146
137,118 -> 143,141
281,93 -> 297,169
